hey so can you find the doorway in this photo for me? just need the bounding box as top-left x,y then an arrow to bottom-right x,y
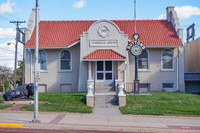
96,61 -> 113,82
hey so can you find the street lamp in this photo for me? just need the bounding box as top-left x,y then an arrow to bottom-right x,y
7,42 -> 18,89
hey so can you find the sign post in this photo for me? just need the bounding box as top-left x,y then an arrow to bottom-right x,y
127,33 -> 145,93
32,0 -> 40,123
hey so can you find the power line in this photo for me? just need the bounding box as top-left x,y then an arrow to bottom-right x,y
0,15 -> 10,22
0,9 -> 23,21
0,47 -> 15,52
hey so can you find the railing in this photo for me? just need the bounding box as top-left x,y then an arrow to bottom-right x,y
124,83 -> 151,93
125,83 -> 134,92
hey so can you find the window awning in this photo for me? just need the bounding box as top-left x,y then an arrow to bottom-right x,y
185,73 -> 200,81
83,49 -> 126,61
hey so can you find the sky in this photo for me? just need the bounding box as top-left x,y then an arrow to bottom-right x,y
0,0 -> 200,69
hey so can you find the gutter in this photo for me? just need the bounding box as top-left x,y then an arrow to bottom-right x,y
27,40 -> 80,50
28,49 -> 33,83
177,47 -> 180,91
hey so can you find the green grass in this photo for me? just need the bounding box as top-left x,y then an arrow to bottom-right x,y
0,95 -> 13,109
120,92 -> 200,116
21,92 -> 92,113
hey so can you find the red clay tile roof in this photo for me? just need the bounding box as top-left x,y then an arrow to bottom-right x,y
26,20 -> 182,48
83,49 -> 126,59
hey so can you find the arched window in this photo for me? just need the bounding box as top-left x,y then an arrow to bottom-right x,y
60,50 -> 71,70
138,50 -> 148,69
39,50 -> 47,70
162,49 -> 173,69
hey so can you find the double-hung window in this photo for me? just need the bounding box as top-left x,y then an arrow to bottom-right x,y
39,50 -> 47,71
138,50 -> 148,70
162,49 -> 173,70
60,50 -> 71,70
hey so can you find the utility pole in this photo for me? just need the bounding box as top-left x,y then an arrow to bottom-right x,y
10,21 -> 25,88
32,0 -> 40,123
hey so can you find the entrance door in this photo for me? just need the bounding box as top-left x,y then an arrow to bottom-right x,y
96,61 -> 113,81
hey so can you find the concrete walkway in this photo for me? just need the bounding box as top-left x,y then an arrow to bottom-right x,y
0,108 -> 200,132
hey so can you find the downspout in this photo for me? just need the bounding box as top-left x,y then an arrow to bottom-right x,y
177,47 -> 180,92
28,49 -> 33,83
124,61 -> 127,91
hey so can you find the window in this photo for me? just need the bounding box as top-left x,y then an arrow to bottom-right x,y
162,49 -> 173,69
60,50 -> 71,70
162,83 -> 173,88
138,50 -> 148,69
39,50 -> 47,70
162,83 -> 174,92
139,83 -> 150,93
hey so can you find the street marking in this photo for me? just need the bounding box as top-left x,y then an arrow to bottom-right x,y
0,123 -> 23,127
49,114 -> 66,124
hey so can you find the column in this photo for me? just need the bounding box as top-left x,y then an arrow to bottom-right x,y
118,61 -> 121,81
88,62 -> 92,81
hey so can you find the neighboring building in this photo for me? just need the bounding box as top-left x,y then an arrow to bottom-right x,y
185,37 -> 200,73
184,37 -> 200,94
25,6 -> 185,93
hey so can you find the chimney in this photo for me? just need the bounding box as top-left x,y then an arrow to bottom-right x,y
166,6 -> 183,42
166,6 -> 175,22
25,8 -> 41,44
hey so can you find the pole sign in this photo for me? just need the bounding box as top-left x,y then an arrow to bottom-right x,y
126,33 -> 145,56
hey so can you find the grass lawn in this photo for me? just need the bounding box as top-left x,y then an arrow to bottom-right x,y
120,92 -> 200,116
21,92 -> 92,113
0,95 -> 13,109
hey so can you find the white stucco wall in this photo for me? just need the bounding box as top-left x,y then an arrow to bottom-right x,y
25,44 -> 80,92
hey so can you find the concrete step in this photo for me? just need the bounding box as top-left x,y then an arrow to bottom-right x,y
94,95 -> 118,108
95,82 -> 114,86
95,86 -> 115,93
94,82 -> 115,93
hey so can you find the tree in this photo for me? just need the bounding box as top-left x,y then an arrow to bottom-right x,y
0,65 -> 13,93
16,60 -> 23,86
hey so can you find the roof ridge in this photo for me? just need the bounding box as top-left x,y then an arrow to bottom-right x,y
39,19 -> 167,22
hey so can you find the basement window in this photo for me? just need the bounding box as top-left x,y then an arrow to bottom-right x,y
162,83 -> 174,92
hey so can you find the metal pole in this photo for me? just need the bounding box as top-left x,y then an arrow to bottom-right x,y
135,56 -> 138,80
33,0 -> 40,123
134,0 -> 136,34
22,43 -> 25,85
14,24 -> 19,89
134,0 -> 139,94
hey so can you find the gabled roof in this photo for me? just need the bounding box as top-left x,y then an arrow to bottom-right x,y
26,20 -> 183,48
83,49 -> 126,60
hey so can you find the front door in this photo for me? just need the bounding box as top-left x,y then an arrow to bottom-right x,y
96,61 -> 113,81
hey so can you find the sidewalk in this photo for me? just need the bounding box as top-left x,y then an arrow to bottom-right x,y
0,107 -> 200,132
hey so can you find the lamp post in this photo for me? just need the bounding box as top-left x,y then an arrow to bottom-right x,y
7,42 -> 17,88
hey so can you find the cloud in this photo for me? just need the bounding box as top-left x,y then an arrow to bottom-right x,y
0,40 -> 23,70
0,0 -> 15,14
175,6 -> 200,19
0,28 -> 16,38
156,6 -> 200,20
156,14 -> 166,19
73,0 -> 86,9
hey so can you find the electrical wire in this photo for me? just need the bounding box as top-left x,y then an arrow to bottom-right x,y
0,47 -> 15,52
0,9 -> 23,21
0,15 -> 10,22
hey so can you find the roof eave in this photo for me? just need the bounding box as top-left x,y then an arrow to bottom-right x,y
26,40 -> 80,49
146,45 -> 183,48
83,59 -> 126,61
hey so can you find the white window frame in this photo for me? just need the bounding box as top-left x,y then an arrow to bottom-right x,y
95,61 -> 113,82
59,49 -> 72,71
161,49 -> 174,71
138,50 -> 149,71
39,50 -> 47,72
